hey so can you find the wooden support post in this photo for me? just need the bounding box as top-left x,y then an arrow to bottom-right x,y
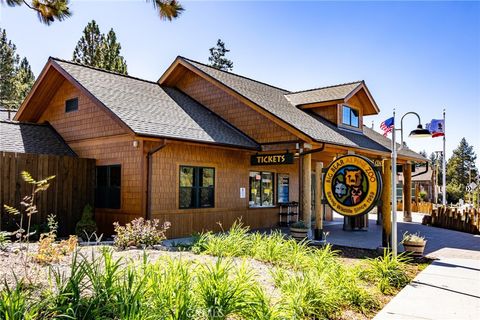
314,162 -> 324,240
302,152 -> 312,230
381,159 -> 392,248
403,163 -> 412,222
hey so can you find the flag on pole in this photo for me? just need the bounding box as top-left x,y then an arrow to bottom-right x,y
380,117 -> 394,136
427,119 -> 445,137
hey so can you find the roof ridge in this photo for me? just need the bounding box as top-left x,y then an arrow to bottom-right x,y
178,56 -> 291,93
0,119 -> 48,126
287,80 -> 363,95
50,57 -> 159,85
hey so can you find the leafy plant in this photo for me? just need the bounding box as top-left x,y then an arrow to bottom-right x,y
401,231 -> 425,244
75,204 -> 97,240
113,218 -> 171,249
361,250 -> 412,294
33,214 -> 77,265
0,280 -> 37,320
0,231 -> 11,251
290,220 -> 308,229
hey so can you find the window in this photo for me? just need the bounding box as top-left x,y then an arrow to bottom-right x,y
95,165 -> 121,209
249,171 -> 274,207
179,166 -> 215,209
342,105 -> 359,127
65,98 -> 78,113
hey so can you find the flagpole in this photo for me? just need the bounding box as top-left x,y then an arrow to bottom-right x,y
442,109 -> 446,206
391,109 -> 398,257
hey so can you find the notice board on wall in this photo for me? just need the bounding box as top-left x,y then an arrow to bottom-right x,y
277,174 -> 289,203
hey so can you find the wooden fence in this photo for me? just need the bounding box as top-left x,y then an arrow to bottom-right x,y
423,207 -> 480,234
0,152 -> 95,236
396,201 -> 433,214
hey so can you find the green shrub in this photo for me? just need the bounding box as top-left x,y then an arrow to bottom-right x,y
75,204 -> 97,240
0,231 -> 11,251
361,250 -> 412,294
113,218 -> 171,249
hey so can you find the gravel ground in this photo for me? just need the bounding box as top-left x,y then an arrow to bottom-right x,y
0,243 -> 427,320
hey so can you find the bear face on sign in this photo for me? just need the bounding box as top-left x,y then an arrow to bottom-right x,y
332,166 -> 369,206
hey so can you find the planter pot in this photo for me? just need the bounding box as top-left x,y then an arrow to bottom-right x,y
402,240 -> 427,257
290,227 -> 309,241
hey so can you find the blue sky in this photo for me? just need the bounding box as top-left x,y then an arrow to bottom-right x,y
1,0 -> 479,166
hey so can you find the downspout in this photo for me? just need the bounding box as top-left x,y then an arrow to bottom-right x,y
146,140 -> 167,220
412,162 -> 429,178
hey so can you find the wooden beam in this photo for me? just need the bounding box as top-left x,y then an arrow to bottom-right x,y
314,161 -> 324,239
297,100 -> 344,109
381,158 -> 392,248
403,163 -> 412,222
302,152 -> 312,229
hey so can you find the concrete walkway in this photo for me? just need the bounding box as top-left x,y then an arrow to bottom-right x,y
324,212 -> 480,319
374,256 -> 480,319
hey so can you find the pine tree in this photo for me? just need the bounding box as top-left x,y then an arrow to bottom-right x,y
14,58 -> 36,105
2,0 -> 183,25
101,29 -> 127,74
72,21 -> 128,75
0,28 -> 35,110
73,20 -> 105,68
446,138 -> 478,203
208,39 -> 234,71
0,28 -> 19,109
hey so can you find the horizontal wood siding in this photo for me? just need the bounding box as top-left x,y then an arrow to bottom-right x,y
150,142 -> 299,238
38,80 -> 127,142
0,152 -> 95,236
175,71 -> 298,144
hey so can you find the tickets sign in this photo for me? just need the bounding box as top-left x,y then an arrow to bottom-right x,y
323,155 -> 382,217
251,153 -> 294,165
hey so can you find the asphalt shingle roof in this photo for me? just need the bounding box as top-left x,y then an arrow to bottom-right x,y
53,59 -> 259,150
0,109 -> 16,121
0,121 -> 76,156
181,58 -> 424,158
285,82 -> 363,106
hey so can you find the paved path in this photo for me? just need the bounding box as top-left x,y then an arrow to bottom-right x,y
323,212 -> 480,259
324,212 -> 480,319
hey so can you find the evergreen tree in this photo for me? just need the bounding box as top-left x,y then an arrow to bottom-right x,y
14,58 -> 36,104
72,21 -> 128,75
0,28 -> 19,109
73,20 -> 105,69
1,0 -> 71,25
208,39 -> 234,71
0,28 -> 35,109
101,29 -> 127,74
2,0 -> 183,25
446,138 -> 478,203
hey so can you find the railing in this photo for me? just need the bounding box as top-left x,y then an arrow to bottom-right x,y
423,207 -> 479,234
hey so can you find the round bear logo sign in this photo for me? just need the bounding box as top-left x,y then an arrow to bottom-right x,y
323,155 -> 382,217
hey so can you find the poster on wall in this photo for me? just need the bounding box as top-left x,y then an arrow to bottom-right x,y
277,174 -> 289,203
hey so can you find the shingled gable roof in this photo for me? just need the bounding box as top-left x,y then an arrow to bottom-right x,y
172,57 -> 425,159
21,58 -> 259,150
0,120 -> 76,156
285,81 -> 363,106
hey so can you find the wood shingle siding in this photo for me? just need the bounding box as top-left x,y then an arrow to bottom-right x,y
175,70 -> 298,144
39,80 -> 127,142
150,142 -> 299,238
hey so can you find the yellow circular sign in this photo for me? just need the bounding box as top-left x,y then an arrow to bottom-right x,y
323,155 -> 382,217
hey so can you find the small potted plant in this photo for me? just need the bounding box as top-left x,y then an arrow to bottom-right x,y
289,220 -> 309,241
401,232 -> 427,257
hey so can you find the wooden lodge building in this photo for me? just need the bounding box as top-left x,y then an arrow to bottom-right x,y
11,56 -> 425,238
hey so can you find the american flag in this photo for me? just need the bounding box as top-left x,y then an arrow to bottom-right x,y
380,117 -> 394,136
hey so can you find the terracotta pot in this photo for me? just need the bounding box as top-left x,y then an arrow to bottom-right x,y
402,240 -> 427,257
290,227 -> 309,241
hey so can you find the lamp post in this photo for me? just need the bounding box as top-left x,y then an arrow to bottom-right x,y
391,110 -> 431,257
